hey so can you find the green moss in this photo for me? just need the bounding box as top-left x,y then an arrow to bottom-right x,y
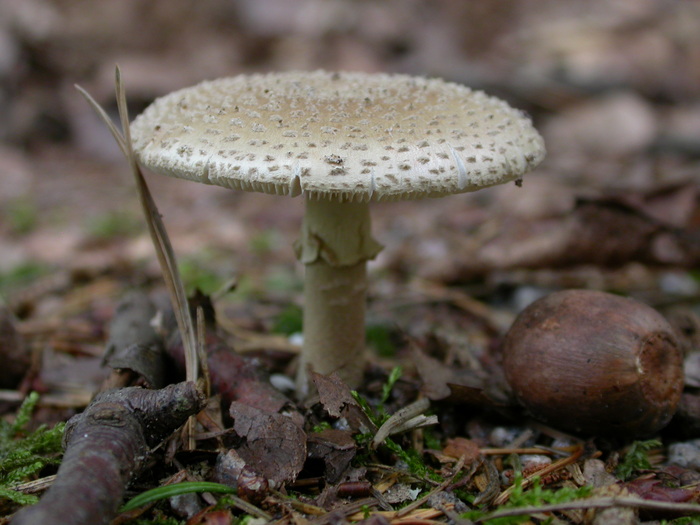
663,518 -> 700,525
380,366 -> 402,404
463,474 -> 593,524
616,439 -> 662,481
0,393 -> 65,507
422,428 -> 442,450
312,421 -> 332,433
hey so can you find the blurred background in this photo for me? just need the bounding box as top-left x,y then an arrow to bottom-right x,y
1,0 -> 699,320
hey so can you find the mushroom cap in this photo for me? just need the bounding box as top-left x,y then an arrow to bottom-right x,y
130,71 -> 545,202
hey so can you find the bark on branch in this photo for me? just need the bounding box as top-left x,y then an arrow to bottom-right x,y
12,382 -> 205,525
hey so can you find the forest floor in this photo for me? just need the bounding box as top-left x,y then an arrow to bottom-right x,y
1,1 -> 700,523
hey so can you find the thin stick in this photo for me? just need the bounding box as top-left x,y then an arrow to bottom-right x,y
196,307 -> 210,398
492,445 -> 584,506
477,496 -> 700,522
481,446 -> 573,457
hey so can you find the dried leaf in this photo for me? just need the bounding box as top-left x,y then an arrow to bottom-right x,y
229,402 -> 306,485
412,348 -> 510,407
311,371 -> 373,432
312,371 -> 356,418
448,184 -> 700,279
624,478 -> 696,503
307,429 -> 356,483
212,450 -> 268,503
197,337 -> 296,417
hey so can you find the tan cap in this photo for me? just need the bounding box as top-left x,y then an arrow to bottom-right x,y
130,71 -> 545,202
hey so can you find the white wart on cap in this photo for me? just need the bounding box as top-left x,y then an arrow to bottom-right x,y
130,71 -> 545,393
130,71 -> 545,202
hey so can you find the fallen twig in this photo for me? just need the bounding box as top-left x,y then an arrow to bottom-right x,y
101,291 -> 166,390
492,445 -> 584,506
476,496 -> 700,522
11,382 -> 205,525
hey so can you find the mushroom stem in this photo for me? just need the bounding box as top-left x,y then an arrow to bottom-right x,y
301,260 -> 367,388
295,197 -> 383,392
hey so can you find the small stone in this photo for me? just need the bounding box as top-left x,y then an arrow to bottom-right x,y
668,440 -> 700,471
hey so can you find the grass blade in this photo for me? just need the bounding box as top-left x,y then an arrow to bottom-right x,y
74,85 -> 128,157
77,68 -> 199,405
112,67 -> 198,386
120,481 -> 235,512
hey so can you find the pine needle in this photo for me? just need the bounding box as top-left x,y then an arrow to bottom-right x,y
76,67 -> 199,409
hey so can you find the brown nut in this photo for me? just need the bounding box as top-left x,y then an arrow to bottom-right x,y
503,289 -> 683,438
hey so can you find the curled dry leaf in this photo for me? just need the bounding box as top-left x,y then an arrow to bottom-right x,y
229,401 -> 306,486
212,449 -> 269,503
371,398 -> 437,449
624,478 -> 696,504
208,342 -> 296,417
312,371 -> 356,418
412,347 -> 511,408
307,429 -> 356,483
311,371 -> 374,432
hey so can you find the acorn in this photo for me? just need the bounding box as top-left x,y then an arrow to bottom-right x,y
503,289 -> 684,438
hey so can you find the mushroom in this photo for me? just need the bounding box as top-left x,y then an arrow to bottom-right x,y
129,71 -> 545,392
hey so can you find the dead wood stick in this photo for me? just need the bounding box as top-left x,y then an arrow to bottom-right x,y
101,291 -> 167,390
104,292 -> 161,361
11,382 -> 205,525
477,496 -> 700,522
0,305 -> 30,389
